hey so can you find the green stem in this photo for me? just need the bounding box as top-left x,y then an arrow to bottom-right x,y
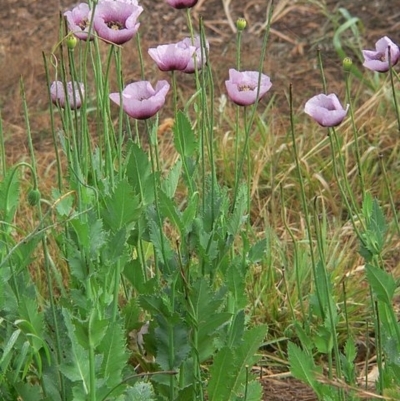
344,67 -> 365,197
388,52 -> 400,132
20,78 -> 66,400
288,84 -> 323,319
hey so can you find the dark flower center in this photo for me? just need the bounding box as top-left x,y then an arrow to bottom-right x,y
78,18 -> 89,31
107,21 -> 125,30
238,84 -> 256,92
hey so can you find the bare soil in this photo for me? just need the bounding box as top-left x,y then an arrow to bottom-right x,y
1,0 -> 399,399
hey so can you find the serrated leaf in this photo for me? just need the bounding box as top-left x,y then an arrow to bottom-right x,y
227,184 -> 247,236
240,380 -> 263,401
155,314 -> 190,371
147,214 -> 175,274
0,167 -> 20,224
102,179 -> 142,232
288,342 -> 322,397
248,238 -> 267,264
14,382 -> 42,401
361,192 -> 373,221
126,381 -> 155,401
181,191 -> 199,231
366,263 -> 396,305
0,329 -> 21,368
208,346 -> 238,401
126,142 -> 154,205
161,159 -> 182,198
190,280 -> 230,362
209,325 -> 267,401
232,325 -> 267,391
158,190 -> 185,237
98,321 -> 127,388
52,188 -> 73,216
173,111 -> 197,158
227,310 -> 245,348
60,308 -> 90,392
226,263 -> 247,309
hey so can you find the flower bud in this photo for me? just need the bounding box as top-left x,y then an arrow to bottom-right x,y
343,57 -> 353,72
236,18 -> 247,31
66,33 -> 78,50
27,189 -> 41,206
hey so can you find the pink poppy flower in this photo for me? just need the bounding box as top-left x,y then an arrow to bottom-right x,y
109,80 -> 170,119
93,0 -> 143,45
304,94 -> 348,127
362,36 -> 400,72
148,42 -> 197,72
181,36 -> 209,73
64,3 -> 93,41
165,0 -> 198,9
50,81 -> 84,109
225,69 -> 272,106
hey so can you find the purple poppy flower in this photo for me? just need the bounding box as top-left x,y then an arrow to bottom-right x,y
225,69 -> 272,106
165,0 -> 198,9
181,36 -> 209,73
148,42 -> 197,72
362,36 -> 400,72
93,0 -> 143,45
50,81 -> 85,109
109,80 -> 170,119
64,3 -> 93,41
304,94 -> 348,127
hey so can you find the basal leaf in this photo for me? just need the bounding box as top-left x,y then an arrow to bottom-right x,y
208,347 -> 238,401
98,320 -> 127,388
155,314 -> 190,371
209,325 -> 266,401
60,308 -> 90,392
288,342 -> 322,397
232,325 -> 267,393
365,263 -> 396,305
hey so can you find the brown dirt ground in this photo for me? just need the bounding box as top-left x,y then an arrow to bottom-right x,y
1,0 -> 399,399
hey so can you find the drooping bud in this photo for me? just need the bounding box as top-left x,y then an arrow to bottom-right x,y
236,18 -> 247,32
27,189 -> 41,206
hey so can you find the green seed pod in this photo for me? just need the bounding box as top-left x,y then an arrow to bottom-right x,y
27,189 -> 41,206
236,18 -> 247,31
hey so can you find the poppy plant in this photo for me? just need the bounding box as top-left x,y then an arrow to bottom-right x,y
50,81 -> 85,109
225,69 -> 272,106
304,94 -> 348,127
64,3 -> 93,41
93,0 -> 143,45
165,0 -> 198,9
362,36 -> 400,72
109,80 -> 170,120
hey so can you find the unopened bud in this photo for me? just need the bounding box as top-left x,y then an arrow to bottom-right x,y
236,18 -> 247,31
343,57 -> 353,72
66,33 -> 78,50
27,189 -> 41,206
